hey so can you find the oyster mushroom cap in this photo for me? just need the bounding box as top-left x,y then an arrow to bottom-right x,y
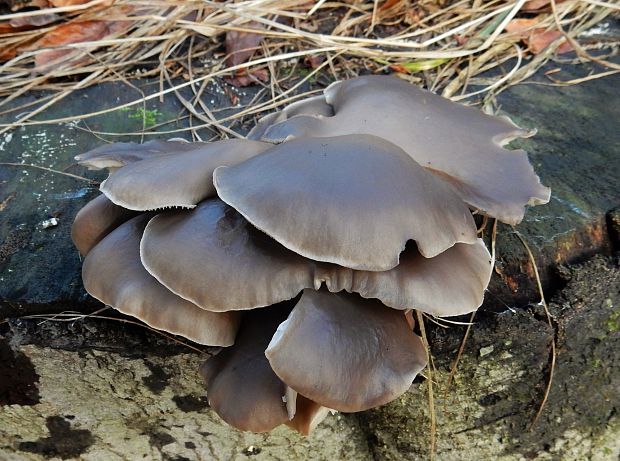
260,75 -> 551,225
71,193 -> 138,256
141,199 -> 491,315
75,139 -> 198,171
265,289 -> 427,412
82,214 -> 240,346
140,199 -> 316,311
339,238 -> 493,316
214,134 -> 477,271
100,139 -> 272,210
200,302 -> 293,433
247,94 -> 334,141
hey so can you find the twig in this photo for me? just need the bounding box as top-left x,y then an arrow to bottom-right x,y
513,230 -> 557,429
0,162 -> 98,184
416,310 -> 436,461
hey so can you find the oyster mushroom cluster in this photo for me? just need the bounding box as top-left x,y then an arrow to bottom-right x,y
71,75 -> 550,435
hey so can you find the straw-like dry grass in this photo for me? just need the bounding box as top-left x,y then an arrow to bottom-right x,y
0,0 -> 618,137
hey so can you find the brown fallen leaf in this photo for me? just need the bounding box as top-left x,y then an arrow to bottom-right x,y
528,29 -> 574,54
225,23 -> 264,67
49,0 -> 114,6
506,19 -> 574,55
31,19 -> 128,70
0,23 -> 16,33
5,0 -> 49,11
523,0 -> 567,12
10,13 -> 62,28
225,67 -> 269,88
505,18 -> 538,37
305,54 -> 325,69
379,0 -> 401,11
224,21 -> 267,87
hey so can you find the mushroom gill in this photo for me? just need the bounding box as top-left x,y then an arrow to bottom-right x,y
71,74 -> 549,436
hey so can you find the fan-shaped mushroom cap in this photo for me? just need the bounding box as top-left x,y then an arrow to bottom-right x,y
75,139 -> 198,171
141,199 -> 490,314
260,75 -> 551,225
99,139 -> 271,210
214,134 -> 477,270
247,95 -> 334,141
199,302 -> 293,433
71,193 -> 138,256
265,290 -> 427,412
140,199 -> 315,311
82,214 -> 240,346
331,239 -> 493,316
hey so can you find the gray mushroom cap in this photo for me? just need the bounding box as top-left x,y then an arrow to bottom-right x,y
247,95 -> 334,141
259,75 -> 551,225
341,238 -> 493,316
214,134 -> 477,271
265,289 -> 427,412
82,214 -> 240,346
99,139 -> 271,210
141,199 -> 491,315
75,139 -> 198,171
199,302 -> 293,433
71,193 -> 138,256
140,199 -> 315,311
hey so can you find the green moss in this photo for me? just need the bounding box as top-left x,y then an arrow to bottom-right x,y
120,107 -> 162,127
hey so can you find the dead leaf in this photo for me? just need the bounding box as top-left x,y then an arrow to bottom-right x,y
10,13 -> 62,28
225,23 -> 264,67
225,68 -> 269,88
506,18 -> 538,37
379,0 -> 402,11
305,54 -> 325,69
0,23 -> 16,34
528,29 -> 574,54
49,0 -> 114,6
523,0 -> 567,12
6,0 -> 49,11
506,20 -> 574,55
454,34 -> 468,45
31,19 -> 127,70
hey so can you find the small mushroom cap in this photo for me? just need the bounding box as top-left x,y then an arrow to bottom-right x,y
265,289 -> 427,412
247,95 -> 334,141
260,75 -> 551,225
100,139 -> 271,211
71,193 -> 138,256
82,214 -> 240,346
75,139 -> 198,171
323,239 -> 493,316
200,302 -> 293,433
140,199 -> 316,311
214,134 -> 477,270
